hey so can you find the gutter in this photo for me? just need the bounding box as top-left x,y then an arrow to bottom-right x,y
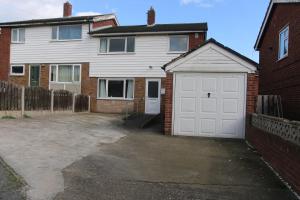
89,30 -> 207,37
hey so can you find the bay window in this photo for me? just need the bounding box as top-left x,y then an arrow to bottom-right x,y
98,79 -> 134,99
51,25 -> 82,40
100,37 -> 135,53
50,64 -> 81,83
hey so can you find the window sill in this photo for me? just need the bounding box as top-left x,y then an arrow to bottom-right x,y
277,54 -> 288,62
98,52 -> 136,55
167,51 -> 187,54
11,42 -> 25,44
50,39 -> 82,42
96,98 -> 134,101
50,82 -> 81,84
10,74 -> 24,76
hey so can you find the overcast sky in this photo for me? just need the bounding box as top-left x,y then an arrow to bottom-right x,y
0,0 -> 270,61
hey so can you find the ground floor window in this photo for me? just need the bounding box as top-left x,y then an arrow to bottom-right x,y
50,64 -> 81,83
98,78 -> 134,100
10,65 -> 25,76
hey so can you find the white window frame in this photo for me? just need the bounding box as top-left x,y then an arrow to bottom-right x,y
51,25 -> 82,41
11,28 -> 25,44
97,78 -> 135,100
10,65 -> 25,76
278,25 -> 289,60
49,64 -> 81,84
168,35 -> 189,53
99,37 -> 135,54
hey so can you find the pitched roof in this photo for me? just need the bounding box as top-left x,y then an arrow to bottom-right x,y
89,23 -> 208,36
0,14 -> 117,27
163,38 -> 258,70
254,0 -> 300,50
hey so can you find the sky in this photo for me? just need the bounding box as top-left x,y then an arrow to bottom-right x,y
0,0 -> 270,62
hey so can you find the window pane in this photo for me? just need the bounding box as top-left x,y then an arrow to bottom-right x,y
279,27 -> 289,59
12,66 -> 24,74
98,79 -> 107,98
125,80 -> 134,99
73,65 -> 80,82
52,26 -> 58,40
12,29 -> 18,42
59,25 -> 82,40
100,38 -> 108,53
148,81 -> 159,98
127,37 -> 135,52
170,36 -> 188,52
109,38 -> 126,52
19,29 -> 25,42
58,65 -> 73,82
108,80 -> 124,97
50,66 -> 57,81
284,39 -> 288,55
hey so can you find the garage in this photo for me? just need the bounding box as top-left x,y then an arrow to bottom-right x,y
163,39 -> 258,139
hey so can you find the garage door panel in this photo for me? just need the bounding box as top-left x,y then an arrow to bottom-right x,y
174,73 -> 246,139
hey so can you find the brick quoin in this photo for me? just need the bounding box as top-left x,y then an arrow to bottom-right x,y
258,4 -> 300,120
0,27 -> 11,81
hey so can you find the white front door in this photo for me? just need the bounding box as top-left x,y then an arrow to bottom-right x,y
145,79 -> 161,114
173,73 -> 246,139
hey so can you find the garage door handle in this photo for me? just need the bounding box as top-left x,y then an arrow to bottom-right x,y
207,93 -> 211,98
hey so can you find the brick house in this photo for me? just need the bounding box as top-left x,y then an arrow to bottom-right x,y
254,0 -> 300,120
0,2 -> 207,114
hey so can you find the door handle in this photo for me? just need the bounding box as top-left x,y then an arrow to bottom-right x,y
207,93 -> 211,98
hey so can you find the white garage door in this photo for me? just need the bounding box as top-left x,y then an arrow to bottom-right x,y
173,73 -> 246,139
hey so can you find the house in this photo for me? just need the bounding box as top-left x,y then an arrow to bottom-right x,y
254,0 -> 300,120
163,39 -> 258,138
0,2 -> 207,114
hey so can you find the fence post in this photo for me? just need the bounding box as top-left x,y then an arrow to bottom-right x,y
50,90 -> 54,113
88,96 -> 91,113
72,93 -> 77,113
21,86 -> 25,117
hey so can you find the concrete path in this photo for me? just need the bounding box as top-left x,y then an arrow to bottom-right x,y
0,114 -> 126,200
55,128 -> 298,200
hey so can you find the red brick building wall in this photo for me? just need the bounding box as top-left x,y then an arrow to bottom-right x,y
0,27 -> 11,80
189,32 -> 206,50
92,19 -> 118,29
247,125 -> 300,195
258,4 -> 300,120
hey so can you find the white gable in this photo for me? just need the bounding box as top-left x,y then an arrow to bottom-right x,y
166,43 -> 257,73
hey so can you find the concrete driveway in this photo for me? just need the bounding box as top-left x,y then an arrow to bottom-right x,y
0,114 -> 126,200
0,114 -> 297,200
55,126 -> 298,200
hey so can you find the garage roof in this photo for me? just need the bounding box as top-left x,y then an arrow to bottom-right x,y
164,38 -> 258,73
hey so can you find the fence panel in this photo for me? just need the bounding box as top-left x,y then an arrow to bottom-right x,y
54,90 -> 73,111
74,94 -> 89,112
25,87 -> 51,111
256,95 -> 283,118
0,81 -> 22,111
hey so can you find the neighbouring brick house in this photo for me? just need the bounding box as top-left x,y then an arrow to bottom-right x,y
254,0 -> 300,120
0,2 -> 207,115
247,0 -> 300,195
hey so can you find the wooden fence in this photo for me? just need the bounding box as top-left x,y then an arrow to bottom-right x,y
256,95 -> 283,118
0,81 -> 90,114
0,81 -> 22,111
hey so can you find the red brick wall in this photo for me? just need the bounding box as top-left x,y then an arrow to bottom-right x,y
164,73 -> 173,135
247,125 -> 300,195
0,27 -> 10,80
92,19 -> 118,29
258,4 -> 300,120
247,73 -> 259,115
189,32 -> 206,50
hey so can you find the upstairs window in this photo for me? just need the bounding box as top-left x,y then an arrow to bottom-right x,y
169,35 -> 188,52
278,26 -> 289,60
12,28 -> 25,43
100,37 -> 135,53
52,25 -> 82,40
